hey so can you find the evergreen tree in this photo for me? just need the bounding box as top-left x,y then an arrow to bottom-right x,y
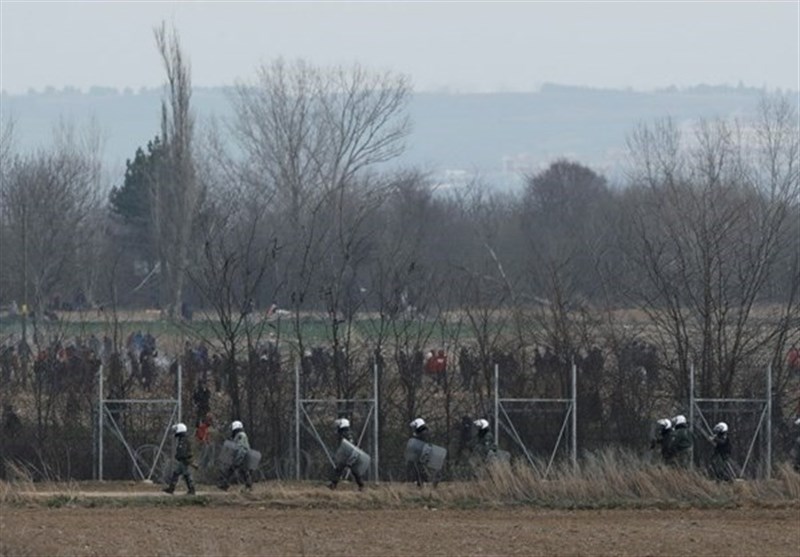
109,136 -> 165,226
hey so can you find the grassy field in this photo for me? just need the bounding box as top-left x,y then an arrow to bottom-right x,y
0,307 -> 512,341
0,310 -> 462,352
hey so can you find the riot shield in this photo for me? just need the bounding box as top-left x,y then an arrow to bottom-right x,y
220,440 -> 262,471
334,438 -> 371,477
404,437 -> 426,464
246,448 -> 262,470
421,443 -> 447,472
405,437 -> 448,478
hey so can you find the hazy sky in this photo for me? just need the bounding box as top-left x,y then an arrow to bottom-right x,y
1,1 -> 798,95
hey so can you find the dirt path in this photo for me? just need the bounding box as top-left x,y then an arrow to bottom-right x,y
2,506 -> 798,556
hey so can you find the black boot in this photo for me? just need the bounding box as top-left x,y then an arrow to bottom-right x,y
162,485 -> 175,494
217,470 -> 231,491
186,477 -> 196,495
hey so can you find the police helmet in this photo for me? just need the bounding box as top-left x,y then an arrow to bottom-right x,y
474,418 -> 490,430
712,422 -> 728,434
173,422 -> 188,435
657,418 -> 672,430
335,418 -> 350,430
231,420 -> 244,432
410,418 -> 426,431
673,415 -> 687,426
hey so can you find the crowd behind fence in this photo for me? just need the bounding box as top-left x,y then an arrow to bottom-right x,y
1,331 -> 798,482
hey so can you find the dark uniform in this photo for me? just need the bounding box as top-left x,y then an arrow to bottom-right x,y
670,419 -> 693,468
792,418 -> 800,473
709,428 -> 733,482
163,425 -> 195,495
474,428 -> 497,459
650,420 -> 675,465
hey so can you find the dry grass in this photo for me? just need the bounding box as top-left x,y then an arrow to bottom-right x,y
2,450 -> 798,511
464,449 -> 800,509
0,461 -> 36,504
0,459 -> 85,507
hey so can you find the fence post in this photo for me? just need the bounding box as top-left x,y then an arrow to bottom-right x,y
571,361 -> 577,472
177,362 -> 182,424
374,360 -> 380,483
689,362 -> 695,469
295,361 -> 301,481
766,363 -> 772,479
494,363 -> 499,442
98,364 -> 104,481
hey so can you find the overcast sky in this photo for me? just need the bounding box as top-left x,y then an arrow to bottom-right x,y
1,1 -> 798,95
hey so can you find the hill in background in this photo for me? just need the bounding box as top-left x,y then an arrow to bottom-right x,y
1,83 -> 786,191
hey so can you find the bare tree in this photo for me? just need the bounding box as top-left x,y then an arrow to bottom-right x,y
621,95 -> 800,399
0,116 -> 14,176
231,59 -> 410,220
0,137 -> 100,318
449,183 -> 518,405
54,118 -> 108,309
152,22 -> 201,317
521,159 -> 614,305
229,59 -> 412,389
0,116 -> 16,305
187,196 -> 277,420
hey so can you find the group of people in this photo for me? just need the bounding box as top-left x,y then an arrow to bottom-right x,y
167,409 -> 789,495
651,414 -> 693,467
163,414 -> 500,495
650,414 -> 733,481
162,418 -> 254,495
330,415 -> 497,490
405,416 -> 498,487
328,415 -> 439,490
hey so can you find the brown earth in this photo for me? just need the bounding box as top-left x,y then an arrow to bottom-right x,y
2,501 -> 798,557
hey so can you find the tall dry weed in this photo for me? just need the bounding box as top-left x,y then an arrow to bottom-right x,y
776,463 -> 800,500
0,460 -> 35,503
456,449 -> 798,508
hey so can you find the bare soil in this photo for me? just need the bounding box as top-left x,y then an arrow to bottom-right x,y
2,497 -> 798,556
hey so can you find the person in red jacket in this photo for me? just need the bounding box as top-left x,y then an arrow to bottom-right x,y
425,349 -> 447,387
195,413 -> 213,444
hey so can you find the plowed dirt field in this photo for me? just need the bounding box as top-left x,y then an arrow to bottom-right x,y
2,502 -> 798,556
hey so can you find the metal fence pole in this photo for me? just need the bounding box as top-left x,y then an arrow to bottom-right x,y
374,360 -> 380,483
689,362 -> 695,469
571,361 -> 577,472
177,362 -> 182,424
98,364 -> 104,481
766,363 -> 772,479
494,363 -> 499,442
295,361 -> 301,481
